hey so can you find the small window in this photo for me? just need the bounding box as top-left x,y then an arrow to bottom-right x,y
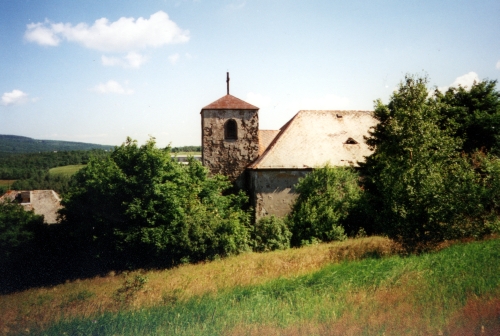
224,119 -> 238,140
344,137 -> 358,144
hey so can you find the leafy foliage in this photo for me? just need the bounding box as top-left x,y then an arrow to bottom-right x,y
361,75 -> 499,249
60,137 -> 251,267
252,215 -> 291,252
288,165 -> 363,246
11,172 -> 74,194
0,201 -> 44,264
435,80 -> 500,155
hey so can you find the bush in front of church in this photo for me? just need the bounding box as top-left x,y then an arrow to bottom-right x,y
252,215 -> 291,252
288,165 -> 363,247
60,137 -> 252,268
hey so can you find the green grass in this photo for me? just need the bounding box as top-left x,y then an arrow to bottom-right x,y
36,238 -> 500,335
0,179 -> 16,187
48,164 -> 86,177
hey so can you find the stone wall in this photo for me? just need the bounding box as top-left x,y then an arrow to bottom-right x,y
202,109 -> 259,189
249,169 -> 311,221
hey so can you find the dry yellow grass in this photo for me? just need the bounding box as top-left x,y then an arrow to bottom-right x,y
0,180 -> 15,187
0,236 -> 399,334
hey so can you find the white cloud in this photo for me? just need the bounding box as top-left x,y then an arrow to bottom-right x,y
1,90 -> 28,106
496,60 -> 500,70
102,52 -> 148,68
168,53 -> 180,64
24,20 -> 61,46
438,71 -> 479,92
451,72 -> 479,88
125,52 -> 148,68
91,80 -> 133,95
25,11 -> 190,52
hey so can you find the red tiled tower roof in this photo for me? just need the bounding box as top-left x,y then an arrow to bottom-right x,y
201,94 -> 258,110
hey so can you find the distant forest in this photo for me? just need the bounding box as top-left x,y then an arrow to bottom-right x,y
0,135 -> 200,194
0,150 -> 110,194
0,134 -> 113,153
170,146 -> 201,153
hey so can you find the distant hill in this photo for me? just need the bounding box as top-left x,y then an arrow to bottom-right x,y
0,134 -> 114,153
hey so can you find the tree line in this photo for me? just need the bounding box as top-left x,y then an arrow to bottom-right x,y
0,150 -> 110,194
0,146 -> 200,195
0,134 -> 113,153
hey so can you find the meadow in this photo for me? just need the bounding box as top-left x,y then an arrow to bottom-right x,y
48,165 -> 86,177
1,236 -> 499,335
0,180 -> 15,187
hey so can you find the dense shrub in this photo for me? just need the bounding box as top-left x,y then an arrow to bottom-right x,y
60,137 -> 251,267
11,172 -> 73,194
0,201 -> 44,264
288,165 -> 363,247
362,75 -> 500,249
252,215 -> 291,252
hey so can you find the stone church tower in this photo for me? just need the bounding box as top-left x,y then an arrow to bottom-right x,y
201,73 -> 259,189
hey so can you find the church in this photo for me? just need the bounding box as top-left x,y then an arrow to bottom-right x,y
201,74 -> 377,220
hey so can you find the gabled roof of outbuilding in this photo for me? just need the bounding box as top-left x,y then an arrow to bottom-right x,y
0,190 -> 62,224
248,110 -> 377,169
201,94 -> 258,111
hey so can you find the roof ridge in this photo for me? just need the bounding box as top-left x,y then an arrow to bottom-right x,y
201,94 -> 259,111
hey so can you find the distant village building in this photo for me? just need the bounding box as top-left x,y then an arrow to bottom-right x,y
0,190 -> 62,224
201,74 -> 377,220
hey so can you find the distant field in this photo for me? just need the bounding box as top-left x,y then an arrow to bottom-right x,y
49,164 -> 86,176
0,179 -> 16,187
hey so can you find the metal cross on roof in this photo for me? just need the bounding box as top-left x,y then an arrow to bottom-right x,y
226,72 -> 230,95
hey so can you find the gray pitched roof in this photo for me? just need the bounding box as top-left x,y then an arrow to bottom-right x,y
258,130 -> 281,155
248,110 -> 376,169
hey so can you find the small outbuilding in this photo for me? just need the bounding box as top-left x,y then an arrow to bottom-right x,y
0,190 -> 62,224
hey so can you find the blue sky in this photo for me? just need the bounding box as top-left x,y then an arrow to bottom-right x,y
1,0 -> 499,147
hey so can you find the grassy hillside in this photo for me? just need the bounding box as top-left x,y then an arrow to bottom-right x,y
48,165 -> 86,177
1,236 -> 499,335
0,135 -> 113,154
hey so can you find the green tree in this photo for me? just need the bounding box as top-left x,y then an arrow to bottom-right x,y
362,75 -> 496,249
0,201 -> 44,264
252,215 -> 291,252
60,137 -> 250,267
435,80 -> 500,155
288,165 -> 363,246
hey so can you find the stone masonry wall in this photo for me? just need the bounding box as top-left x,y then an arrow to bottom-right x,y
202,109 -> 259,189
249,169 -> 311,221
